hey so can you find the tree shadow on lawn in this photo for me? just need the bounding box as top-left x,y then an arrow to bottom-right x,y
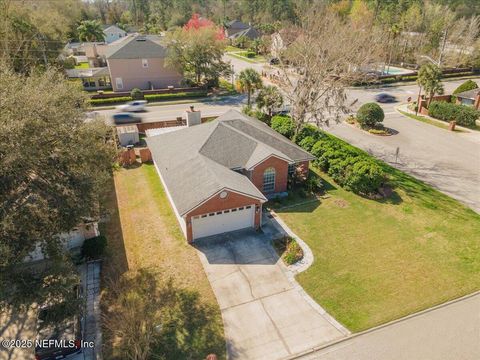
102,268 -> 225,360
381,163 -> 465,212
100,174 -> 129,281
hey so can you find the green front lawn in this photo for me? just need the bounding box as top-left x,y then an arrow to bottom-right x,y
227,52 -> 266,64
74,62 -> 89,69
277,166 -> 480,332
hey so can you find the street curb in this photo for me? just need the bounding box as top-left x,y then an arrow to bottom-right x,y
88,93 -> 241,111
282,290 -> 480,359
395,104 -> 477,133
263,212 -> 351,337
350,74 -> 480,89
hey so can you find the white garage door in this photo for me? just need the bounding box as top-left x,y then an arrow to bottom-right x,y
192,205 -> 255,240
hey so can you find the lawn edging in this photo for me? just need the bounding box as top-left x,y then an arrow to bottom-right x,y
265,210 -> 314,275
263,211 -> 351,337
396,104 -> 475,132
284,290 -> 480,360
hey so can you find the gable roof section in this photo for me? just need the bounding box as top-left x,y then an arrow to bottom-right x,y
216,110 -> 315,163
226,20 -> 250,30
106,34 -> 167,59
146,110 -> 313,216
229,27 -> 259,39
103,25 -> 126,33
456,89 -> 480,100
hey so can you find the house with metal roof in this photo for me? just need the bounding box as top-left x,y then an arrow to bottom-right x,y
146,109 -> 314,242
106,34 -> 183,92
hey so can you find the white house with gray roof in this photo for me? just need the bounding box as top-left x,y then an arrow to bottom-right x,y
146,109 -> 314,242
106,34 -> 183,91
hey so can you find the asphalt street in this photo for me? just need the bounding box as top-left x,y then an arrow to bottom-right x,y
96,77 -> 480,213
292,292 -> 480,360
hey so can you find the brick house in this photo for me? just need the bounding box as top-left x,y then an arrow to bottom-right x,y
455,89 -> 480,110
146,109 -> 314,242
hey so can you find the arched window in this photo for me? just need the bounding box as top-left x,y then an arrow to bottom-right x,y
263,167 -> 276,193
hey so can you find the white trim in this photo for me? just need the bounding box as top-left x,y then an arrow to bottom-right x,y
191,203 -> 256,240
153,161 -> 187,237
181,187 -> 266,217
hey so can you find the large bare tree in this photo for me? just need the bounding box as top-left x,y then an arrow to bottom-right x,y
275,6 -> 386,131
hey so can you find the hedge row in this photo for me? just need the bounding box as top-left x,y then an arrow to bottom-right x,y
428,101 -> 479,127
354,71 -> 477,86
89,91 -> 207,106
281,123 -> 386,195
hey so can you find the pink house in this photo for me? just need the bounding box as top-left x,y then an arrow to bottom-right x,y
106,34 -> 183,92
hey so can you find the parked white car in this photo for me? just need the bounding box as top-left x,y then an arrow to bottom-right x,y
116,100 -> 147,112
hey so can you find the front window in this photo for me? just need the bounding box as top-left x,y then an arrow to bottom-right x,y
263,167 -> 276,193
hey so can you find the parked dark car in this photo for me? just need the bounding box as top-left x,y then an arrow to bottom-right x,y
112,112 -> 142,125
35,287 -> 83,360
374,93 -> 397,103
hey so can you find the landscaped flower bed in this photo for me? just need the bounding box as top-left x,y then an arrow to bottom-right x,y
273,236 -> 304,265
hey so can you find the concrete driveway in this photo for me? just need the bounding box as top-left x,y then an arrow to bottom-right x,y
195,229 -> 345,360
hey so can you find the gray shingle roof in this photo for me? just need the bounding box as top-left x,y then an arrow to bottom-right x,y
226,20 -> 250,30
146,110 -> 314,216
228,27 -> 259,39
455,88 -> 480,100
106,34 -> 167,59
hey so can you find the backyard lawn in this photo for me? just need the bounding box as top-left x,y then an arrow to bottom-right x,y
276,166 -> 480,332
74,62 -> 89,69
101,164 -> 225,358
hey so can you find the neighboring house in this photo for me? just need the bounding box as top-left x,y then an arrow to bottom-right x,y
25,221 -> 99,262
103,24 -> 127,44
66,67 -> 111,91
225,19 -> 259,40
64,42 -> 108,67
106,34 -> 183,92
455,89 -> 480,109
146,109 -> 314,242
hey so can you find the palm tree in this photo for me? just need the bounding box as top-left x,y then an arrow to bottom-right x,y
417,63 -> 444,108
256,85 -> 283,118
238,68 -> 263,106
77,20 -> 105,42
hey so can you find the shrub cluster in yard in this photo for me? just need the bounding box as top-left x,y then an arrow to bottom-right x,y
271,115 -> 295,139
130,88 -> 144,100
428,101 -> 479,127
289,123 -> 386,196
273,236 -> 303,265
267,117 -> 386,195
356,102 -> 384,129
309,137 -> 385,195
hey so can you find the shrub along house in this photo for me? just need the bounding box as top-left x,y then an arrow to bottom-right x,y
146,109 -> 314,242
105,34 -> 183,92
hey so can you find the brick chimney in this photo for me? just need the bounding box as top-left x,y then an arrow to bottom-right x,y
185,105 -> 201,127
